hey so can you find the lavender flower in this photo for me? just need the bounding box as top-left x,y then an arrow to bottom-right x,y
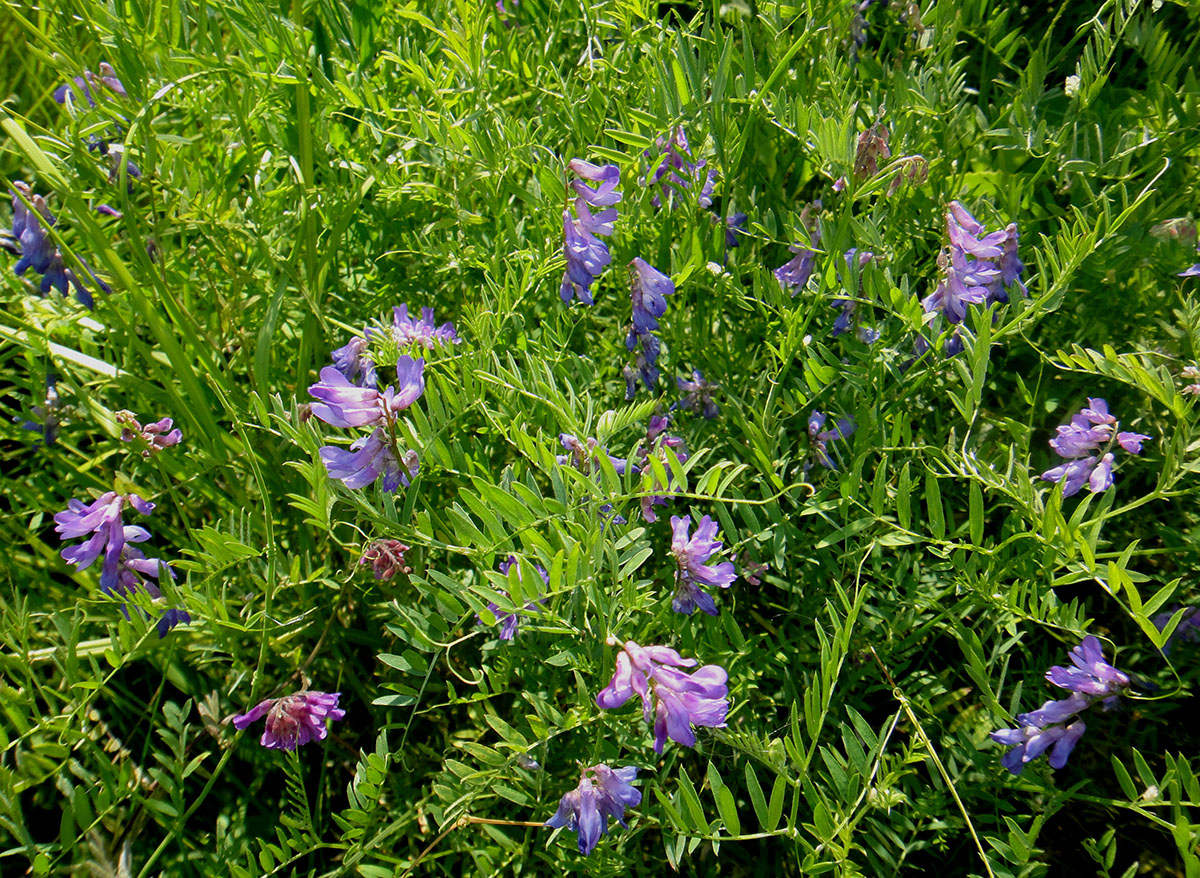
320,428 -> 420,491
1041,398 -> 1150,497
1045,635 -> 1130,702
359,539 -> 411,580
642,127 -> 714,210
391,304 -> 462,348
724,212 -> 747,248
309,356 -> 425,429
991,718 -> 1087,775
115,411 -> 183,456
478,555 -> 549,640
596,638 -> 729,753
331,335 -> 378,387
808,411 -> 855,470
629,258 -> 674,334
55,491 -> 186,636
232,690 -> 345,750
545,764 -> 641,856
674,370 -> 719,419
774,201 -> 822,295
669,515 -> 736,615
990,636 -> 1129,774
561,160 -> 620,305
5,182 -> 109,308
922,202 -> 1026,343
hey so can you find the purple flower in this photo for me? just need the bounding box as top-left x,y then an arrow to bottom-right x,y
674,370 -> 719,419
478,555 -> 549,640
669,515 -> 736,616
1179,241 -> 1200,277
561,160 -> 619,305
55,491 -> 185,636
359,539 -> 411,580
808,410 -> 855,470
1041,399 -> 1150,497
320,427 -> 420,492
724,212 -> 747,248
545,764 -> 641,856
115,411 -> 183,456
560,211 -> 612,305
596,639 -> 729,753
309,356 -> 425,428
990,636 -> 1130,774
391,304 -> 462,348
5,182 -> 108,308
331,336 -> 378,387
232,690 -> 345,750
775,201 -> 822,295
1045,636 -> 1130,699
991,719 -> 1086,775
629,258 -> 674,334
642,127 -> 714,210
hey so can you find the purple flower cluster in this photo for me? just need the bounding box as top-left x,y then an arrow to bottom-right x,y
545,764 -> 641,856
774,201 -> 822,295
308,355 -> 425,491
636,415 -> 688,523
673,370 -> 720,419
1040,398 -> 1150,497
922,202 -> 1025,337
625,258 -> 675,395
233,690 -> 345,751
391,304 -> 462,349
2,182 -> 110,308
596,638 -> 729,753
669,514 -> 737,616
852,116 -> 891,180
808,410 -> 855,471
561,159 -> 620,305
991,636 -> 1130,774
642,128 -> 716,210
54,491 -> 188,637
478,555 -> 549,640
115,411 -> 183,457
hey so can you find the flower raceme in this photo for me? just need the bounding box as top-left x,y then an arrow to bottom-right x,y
669,514 -> 737,616
561,159 -> 620,305
1040,398 -> 1150,498
625,258 -> 674,395
674,370 -> 720,419
116,410 -> 183,457
808,410 -> 855,470
641,127 -> 716,210
596,638 -> 729,754
54,491 -> 188,636
545,764 -> 641,856
991,636 -> 1130,774
309,355 -> 425,492
636,415 -> 688,523
233,690 -> 345,751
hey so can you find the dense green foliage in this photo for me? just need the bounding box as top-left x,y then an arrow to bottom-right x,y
3,0 -> 1200,875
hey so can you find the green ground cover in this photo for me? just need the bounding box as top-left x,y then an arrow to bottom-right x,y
2,1 -> 1200,875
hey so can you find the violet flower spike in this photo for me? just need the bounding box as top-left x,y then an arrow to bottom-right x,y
1045,635 -> 1130,699
232,691 -> 345,751
308,356 -> 425,428
669,514 -> 736,616
674,370 -> 719,419
596,639 -> 729,754
808,410 -> 855,470
629,258 -> 674,334
545,764 -> 640,856
1040,399 -> 1151,497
